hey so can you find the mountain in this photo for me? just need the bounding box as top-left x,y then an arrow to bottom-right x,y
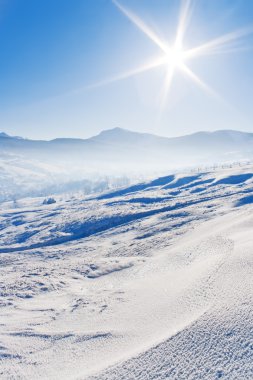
1,127 -> 253,203
0,132 -> 10,138
1,128 -> 253,171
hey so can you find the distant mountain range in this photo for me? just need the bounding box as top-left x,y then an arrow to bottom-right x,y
1,127 -> 253,202
1,128 -> 253,171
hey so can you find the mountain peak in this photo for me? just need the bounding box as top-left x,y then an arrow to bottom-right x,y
0,132 -> 10,138
0,132 -> 24,140
97,127 -> 132,136
92,127 -> 140,142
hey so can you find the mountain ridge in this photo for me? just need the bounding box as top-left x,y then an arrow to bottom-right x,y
0,128 -> 253,172
2,127 -> 253,143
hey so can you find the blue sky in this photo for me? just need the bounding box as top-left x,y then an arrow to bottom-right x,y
1,0 -> 253,139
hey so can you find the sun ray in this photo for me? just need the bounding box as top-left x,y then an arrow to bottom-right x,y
159,65 -> 175,112
50,59 -> 166,98
208,45 -> 253,55
112,0 -> 169,54
185,25 -> 253,59
179,63 -> 222,101
85,56 -> 166,91
175,0 -> 194,50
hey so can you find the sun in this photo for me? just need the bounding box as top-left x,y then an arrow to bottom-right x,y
166,46 -> 186,69
86,0 -> 253,110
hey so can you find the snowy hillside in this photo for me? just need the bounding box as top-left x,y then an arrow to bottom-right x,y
1,163 -> 253,379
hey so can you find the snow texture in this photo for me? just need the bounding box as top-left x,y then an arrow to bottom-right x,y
0,164 -> 253,379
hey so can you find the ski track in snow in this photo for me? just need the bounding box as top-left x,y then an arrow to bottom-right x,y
0,166 -> 253,379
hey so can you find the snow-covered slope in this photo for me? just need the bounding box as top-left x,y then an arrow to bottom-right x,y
0,164 -> 253,379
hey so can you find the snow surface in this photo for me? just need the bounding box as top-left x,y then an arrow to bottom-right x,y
0,164 -> 253,379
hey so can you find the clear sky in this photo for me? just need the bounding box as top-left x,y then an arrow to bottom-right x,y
1,0 -> 253,140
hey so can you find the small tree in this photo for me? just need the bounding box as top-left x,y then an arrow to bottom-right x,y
42,197 -> 56,205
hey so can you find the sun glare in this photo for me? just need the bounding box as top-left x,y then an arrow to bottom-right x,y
89,0 -> 253,111
166,46 -> 186,68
